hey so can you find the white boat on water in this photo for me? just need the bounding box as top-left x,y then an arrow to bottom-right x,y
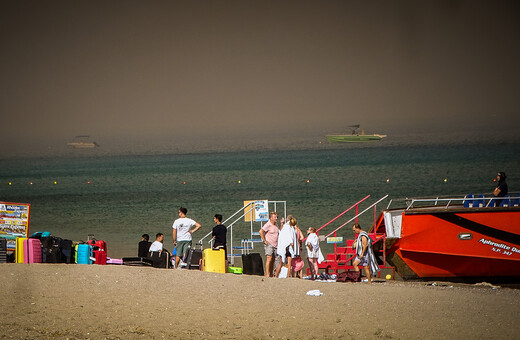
67,135 -> 99,149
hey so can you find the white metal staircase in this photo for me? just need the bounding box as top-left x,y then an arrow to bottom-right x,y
198,200 -> 287,264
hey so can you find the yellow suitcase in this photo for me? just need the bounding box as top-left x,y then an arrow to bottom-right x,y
202,248 -> 226,273
15,237 -> 27,263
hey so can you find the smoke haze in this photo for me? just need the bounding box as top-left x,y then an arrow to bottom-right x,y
1,1 -> 519,156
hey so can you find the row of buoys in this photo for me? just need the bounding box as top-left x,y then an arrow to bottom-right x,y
7,181 -> 87,185
6,178 -> 453,186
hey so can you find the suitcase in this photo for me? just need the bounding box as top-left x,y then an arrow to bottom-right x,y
88,239 -> 107,252
41,236 -> 62,263
93,249 -> 107,265
202,248 -> 226,273
107,257 -> 123,265
23,238 -> 43,263
15,237 -> 27,263
185,244 -> 203,270
0,238 -> 7,263
149,251 -> 170,269
122,257 -> 153,266
251,253 -> 264,276
76,244 -> 93,264
59,239 -> 74,264
30,231 -> 51,239
242,254 -> 253,275
242,253 -> 264,276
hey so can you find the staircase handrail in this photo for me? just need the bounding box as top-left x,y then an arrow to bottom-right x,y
324,195 -> 389,238
315,195 -> 370,235
303,195 -> 371,241
198,201 -> 255,244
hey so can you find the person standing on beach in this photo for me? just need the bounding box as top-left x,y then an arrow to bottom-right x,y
352,223 -> 380,283
259,211 -> 279,277
172,207 -> 201,269
274,216 -> 298,278
493,172 -> 508,197
212,214 -> 227,258
291,223 -> 305,278
305,227 -> 320,280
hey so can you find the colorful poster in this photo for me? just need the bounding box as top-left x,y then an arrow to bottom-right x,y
254,200 -> 269,222
0,202 -> 30,251
327,237 -> 344,244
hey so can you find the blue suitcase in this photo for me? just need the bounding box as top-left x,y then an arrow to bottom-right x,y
76,244 -> 93,264
31,231 -> 51,239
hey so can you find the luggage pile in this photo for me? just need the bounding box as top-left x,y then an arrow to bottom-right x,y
3,232 -> 109,265
2,233 -> 269,277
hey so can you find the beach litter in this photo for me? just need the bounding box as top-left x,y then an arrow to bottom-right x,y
306,290 -> 324,296
475,282 -> 500,289
425,282 -> 453,288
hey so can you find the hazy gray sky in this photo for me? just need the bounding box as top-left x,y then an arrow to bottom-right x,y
1,1 -> 519,152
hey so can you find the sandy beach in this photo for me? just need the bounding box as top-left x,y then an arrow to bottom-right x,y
1,264 -> 519,339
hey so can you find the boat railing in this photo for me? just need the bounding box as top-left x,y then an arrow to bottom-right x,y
386,194 -> 517,210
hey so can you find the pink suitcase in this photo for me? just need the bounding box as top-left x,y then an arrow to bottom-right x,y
107,257 -> 123,265
23,238 -> 42,263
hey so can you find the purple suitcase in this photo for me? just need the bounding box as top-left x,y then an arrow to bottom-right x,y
23,238 -> 42,263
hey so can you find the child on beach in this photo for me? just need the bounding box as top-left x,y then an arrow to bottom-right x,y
305,227 -> 320,280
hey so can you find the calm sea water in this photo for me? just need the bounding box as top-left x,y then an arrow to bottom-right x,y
1,139 -> 519,258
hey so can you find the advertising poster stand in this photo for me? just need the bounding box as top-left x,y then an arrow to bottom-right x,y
0,202 -> 31,251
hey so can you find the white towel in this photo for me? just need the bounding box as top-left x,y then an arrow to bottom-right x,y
355,231 -> 380,275
276,223 -> 297,262
306,289 -> 323,296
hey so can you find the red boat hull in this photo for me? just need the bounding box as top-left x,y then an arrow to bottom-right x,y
383,207 -> 520,280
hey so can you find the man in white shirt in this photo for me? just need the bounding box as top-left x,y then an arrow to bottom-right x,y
148,233 -> 165,252
172,207 -> 201,269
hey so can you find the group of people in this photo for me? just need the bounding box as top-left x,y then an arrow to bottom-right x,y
259,211 -> 380,282
138,207 -> 227,268
260,211 -> 323,279
138,207 -> 380,282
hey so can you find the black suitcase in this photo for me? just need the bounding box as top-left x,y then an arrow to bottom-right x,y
251,253 -> 264,276
59,239 -> 74,264
185,244 -> 202,269
242,253 -> 264,276
0,238 -> 7,263
41,236 -> 62,263
149,251 -> 171,269
242,254 -> 253,275
122,257 -> 153,266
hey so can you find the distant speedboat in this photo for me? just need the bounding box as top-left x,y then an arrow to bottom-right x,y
326,125 -> 387,143
67,135 -> 99,149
